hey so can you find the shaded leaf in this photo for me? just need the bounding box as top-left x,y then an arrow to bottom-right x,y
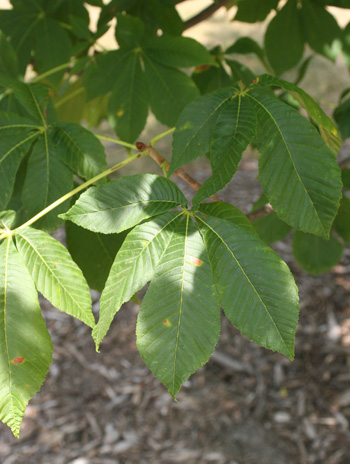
22,131 -> 73,233
170,87 -> 235,175
93,211 -> 181,349
108,51 -> 148,143
0,210 -> 16,230
264,0 -> 304,75
52,122 -> 107,180
252,212 -> 292,244
225,59 -> 256,86
247,91 -> 342,237
226,37 -> 269,70
333,195 -> 350,243
0,29 -> 18,77
137,215 -> 220,397
234,0 -> 278,23
0,112 -> 40,210
65,222 -> 128,292
192,95 -> 256,207
144,35 -> 216,68
292,230 -> 344,274
35,17 -> 72,86
196,209 -> 299,359
143,55 -> 199,127
0,238 -> 52,437
300,0 -> 341,61
60,174 -> 188,234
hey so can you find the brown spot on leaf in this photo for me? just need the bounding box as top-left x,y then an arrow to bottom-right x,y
190,257 -> 203,267
163,319 -> 172,327
117,109 -> 124,117
12,357 -> 24,365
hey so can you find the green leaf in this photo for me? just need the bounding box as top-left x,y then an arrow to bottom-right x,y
93,211 -> 181,349
192,62 -> 233,95
55,78 -> 86,124
0,9 -> 37,73
22,131 -> 73,233
83,50 -> 130,100
108,51 -> 148,143
234,0 -> 278,23
65,222 -> 127,292
35,17 -> 72,86
252,74 -> 341,154
264,0 -> 304,75
16,227 -> 95,328
170,87 -> 235,176
115,13 -> 145,48
0,29 -> 18,77
143,56 -> 199,127
252,212 -> 292,244
334,96 -> 350,141
0,238 -> 52,437
144,35 -> 216,68
136,214 -> 220,397
60,174 -> 188,234
342,168 -> 350,189
0,112 -> 40,210
0,210 -> 16,230
247,91 -> 342,238
333,195 -> 350,243
225,37 -> 269,70
199,201 -> 255,231
300,0 -> 341,61
69,14 -> 91,40
52,122 -> 107,180
192,95 -> 256,207
225,59 -> 256,86
292,230 -> 344,274
9,81 -> 53,126
196,210 -> 299,359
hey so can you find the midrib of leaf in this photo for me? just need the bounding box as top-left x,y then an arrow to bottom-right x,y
172,214 -> 189,393
196,214 -> 290,355
28,85 -> 46,127
0,124 -> 40,131
44,131 -> 50,206
246,93 -> 325,235
0,131 -> 39,164
17,233 -> 88,318
73,199 -> 182,216
2,239 -> 15,424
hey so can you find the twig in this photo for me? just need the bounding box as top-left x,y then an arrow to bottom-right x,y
247,204 -> 274,221
136,142 -> 220,201
184,0 -> 232,30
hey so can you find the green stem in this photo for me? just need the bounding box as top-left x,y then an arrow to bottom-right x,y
55,87 -> 85,109
15,150 -> 149,232
150,127 -> 175,146
96,134 -> 137,150
31,60 -> 76,83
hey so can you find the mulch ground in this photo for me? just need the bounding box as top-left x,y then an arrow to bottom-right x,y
1,155 -> 350,464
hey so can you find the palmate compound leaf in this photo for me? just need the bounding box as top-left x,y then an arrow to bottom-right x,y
0,238 -> 52,437
196,202 -> 299,360
15,227 -> 95,328
93,211 -> 182,349
252,74 -> 342,154
170,87 -> 237,176
136,214 -> 220,397
192,94 -> 256,208
247,91 -> 342,238
60,174 -> 188,234
0,112 -> 40,210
